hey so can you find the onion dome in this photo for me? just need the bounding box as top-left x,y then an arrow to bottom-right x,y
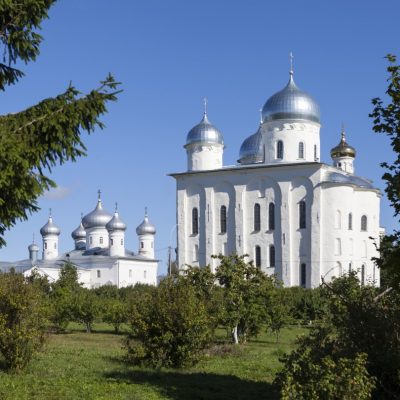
136,209 -> 156,235
330,129 -> 356,158
40,212 -> 61,236
106,204 -> 127,232
71,218 -> 86,241
238,124 -> 264,165
262,71 -> 320,124
82,191 -> 112,229
28,242 -> 39,252
185,111 -> 224,147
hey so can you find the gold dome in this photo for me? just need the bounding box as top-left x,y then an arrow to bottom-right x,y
330,129 -> 356,158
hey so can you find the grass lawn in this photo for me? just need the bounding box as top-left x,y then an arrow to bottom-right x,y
0,324 -> 308,400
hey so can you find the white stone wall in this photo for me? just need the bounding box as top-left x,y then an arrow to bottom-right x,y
109,231 -> 125,257
174,163 -> 381,288
42,234 -> 59,260
186,143 -> 224,171
262,120 -> 320,164
138,233 -> 155,258
85,227 -> 109,250
118,259 -> 157,287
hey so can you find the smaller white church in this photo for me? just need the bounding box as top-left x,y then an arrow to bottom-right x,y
0,192 -> 158,288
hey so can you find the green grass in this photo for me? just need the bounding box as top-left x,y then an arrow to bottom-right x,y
0,324 -> 308,400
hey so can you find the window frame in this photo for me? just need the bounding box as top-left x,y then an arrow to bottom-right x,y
220,205 -> 227,234
299,200 -> 306,229
255,245 -> 261,268
192,207 -> 199,235
277,140 -> 284,159
254,203 -> 261,232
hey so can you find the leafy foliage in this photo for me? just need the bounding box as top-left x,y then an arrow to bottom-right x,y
0,272 -> 47,372
0,0 -> 121,246
214,254 -> 277,344
125,276 -> 213,368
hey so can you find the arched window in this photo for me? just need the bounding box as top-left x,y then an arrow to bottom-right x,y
255,246 -> 261,268
277,140 -> 284,159
269,245 -> 275,268
336,261 -> 342,276
348,213 -> 353,230
220,205 -> 227,233
299,200 -> 306,229
268,202 -> 275,230
361,215 -> 367,231
298,142 -> 304,159
254,203 -> 261,232
300,263 -> 306,287
194,244 -> 199,261
192,207 -> 199,235
335,210 -> 341,229
314,144 -> 317,161
361,264 -> 366,285
335,238 -> 341,256
44,242 -> 47,250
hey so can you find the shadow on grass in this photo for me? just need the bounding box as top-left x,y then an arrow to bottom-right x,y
105,369 -> 279,400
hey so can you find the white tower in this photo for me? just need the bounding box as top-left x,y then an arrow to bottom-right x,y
71,215 -> 86,250
259,55 -> 321,165
330,127 -> 356,174
136,208 -> 156,258
82,191 -> 112,250
40,210 -> 60,260
106,203 -> 127,257
28,236 -> 39,263
184,99 -> 224,171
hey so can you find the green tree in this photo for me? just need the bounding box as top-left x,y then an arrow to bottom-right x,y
214,254 -> 276,344
0,0 -> 120,247
102,298 -> 127,334
72,288 -> 99,333
370,54 -> 400,289
0,273 -> 47,372
125,276 -> 213,368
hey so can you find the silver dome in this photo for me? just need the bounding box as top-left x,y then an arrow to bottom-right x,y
136,212 -> 156,235
106,211 -> 127,232
238,125 -> 264,165
82,195 -> 112,229
71,220 -> 86,240
262,73 -> 320,124
28,242 -> 39,252
185,113 -> 224,147
40,216 -> 61,236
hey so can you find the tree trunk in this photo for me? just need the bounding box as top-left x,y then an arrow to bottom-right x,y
86,322 -> 91,333
232,326 -> 239,344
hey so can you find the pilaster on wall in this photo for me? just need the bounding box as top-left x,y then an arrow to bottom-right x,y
234,185 -> 245,257
279,182 -> 291,286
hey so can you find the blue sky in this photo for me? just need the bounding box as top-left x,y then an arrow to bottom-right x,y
1,0 -> 400,274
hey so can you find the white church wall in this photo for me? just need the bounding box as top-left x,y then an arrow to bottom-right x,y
118,259 -> 157,287
86,227 -> 109,250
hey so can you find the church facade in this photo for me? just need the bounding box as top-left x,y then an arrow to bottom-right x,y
171,68 -> 382,288
0,193 -> 158,288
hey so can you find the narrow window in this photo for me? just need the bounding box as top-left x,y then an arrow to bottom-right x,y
335,238 -> 341,256
269,245 -> 275,268
129,269 -> 132,278
110,238 -> 114,246
254,203 -> 261,232
298,142 -> 304,159
277,140 -> 284,159
361,215 -> 367,231
151,242 -> 153,248
194,244 -> 199,261
349,238 -> 354,256
255,246 -> 261,268
90,236 -> 93,245
335,210 -> 341,229
314,144 -> 317,160
361,264 -> 365,285
141,241 -> 144,249
336,261 -> 342,276
144,270 -> 147,279
348,213 -> 353,230
220,205 -> 227,233
121,238 -> 124,246
299,201 -> 306,229
97,270 -> 101,278
349,262 -> 352,273
192,207 -> 199,235
54,242 -> 57,249
44,242 -> 47,250
100,237 -> 103,244
300,263 -> 306,287
268,202 -> 275,230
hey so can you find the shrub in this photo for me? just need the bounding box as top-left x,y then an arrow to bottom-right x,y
0,273 -> 47,372
125,276 -> 213,368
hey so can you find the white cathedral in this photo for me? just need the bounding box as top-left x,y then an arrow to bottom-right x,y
0,192 -> 158,288
171,67 -> 382,288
